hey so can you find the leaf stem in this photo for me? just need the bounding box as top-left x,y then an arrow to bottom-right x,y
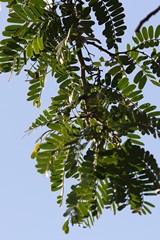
135,5 -> 160,32
86,40 -> 115,57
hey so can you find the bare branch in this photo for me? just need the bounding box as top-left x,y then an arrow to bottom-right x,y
135,5 -> 160,32
86,40 -> 115,57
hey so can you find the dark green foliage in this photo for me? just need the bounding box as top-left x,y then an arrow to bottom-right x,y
1,0 -> 160,234
87,0 -> 126,49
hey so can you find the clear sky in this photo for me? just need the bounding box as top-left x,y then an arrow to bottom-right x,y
1,1 -> 160,240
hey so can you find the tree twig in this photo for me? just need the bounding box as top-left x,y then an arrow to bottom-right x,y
86,40 -> 115,57
135,5 -> 160,32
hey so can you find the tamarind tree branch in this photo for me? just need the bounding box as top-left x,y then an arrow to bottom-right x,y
135,5 -> 160,32
86,40 -> 115,57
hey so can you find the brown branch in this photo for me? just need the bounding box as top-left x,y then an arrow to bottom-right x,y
135,5 -> 160,32
67,0 -> 89,100
86,41 -> 115,57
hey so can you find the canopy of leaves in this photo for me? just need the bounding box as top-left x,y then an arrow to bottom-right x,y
1,0 -> 160,233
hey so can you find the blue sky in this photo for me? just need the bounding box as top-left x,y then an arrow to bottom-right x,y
1,1 -> 160,239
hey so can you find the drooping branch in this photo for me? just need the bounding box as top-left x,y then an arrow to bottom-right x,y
135,5 -> 160,32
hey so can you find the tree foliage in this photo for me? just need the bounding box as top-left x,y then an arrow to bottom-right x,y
1,0 -> 160,233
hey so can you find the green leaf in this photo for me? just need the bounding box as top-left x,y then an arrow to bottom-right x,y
112,202 -> 116,215
82,7 -> 91,19
27,94 -> 40,101
139,103 -> 150,109
148,111 -> 160,117
143,205 -> 152,214
27,88 -> 41,96
148,25 -> 154,39
127,133 -> 141,139
30,4 -> 43,18
5,25 -> 21,31
26,42 -> 33,58
136,31 -> 144,42
155,25 -> 160,38
130,139 -> 144,146
138,75 -> 147,89
144,193 -> 157,196
131,94 -> 143,102
142,27 -> 148,40
144,201 -> 155,208
30,0 -> 46,7
126,43 -> 131,50
132,36 -> 139,44
122,84 -> 136,95
23,6 -> 37,21
78,202 -> 89,216
150,80 -> 160,87
0,56 -> 14,62
93,61 -> 101,67
37,35 -> 44,51
12,4 -> 29,21
143,105 -> 156,113
47,123 -> 61,131
62,219 -> 69,234
109,65 -> 121,76
50,133 -> 64,144
118,77 -> 128,90
118,204 -> 127,211
32,38 -> 40,55
128,90 -> 142,98
126,64 -> 135,74
7,13 -> 25,23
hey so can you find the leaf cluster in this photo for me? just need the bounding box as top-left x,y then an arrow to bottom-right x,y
1,0 -> 160,233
